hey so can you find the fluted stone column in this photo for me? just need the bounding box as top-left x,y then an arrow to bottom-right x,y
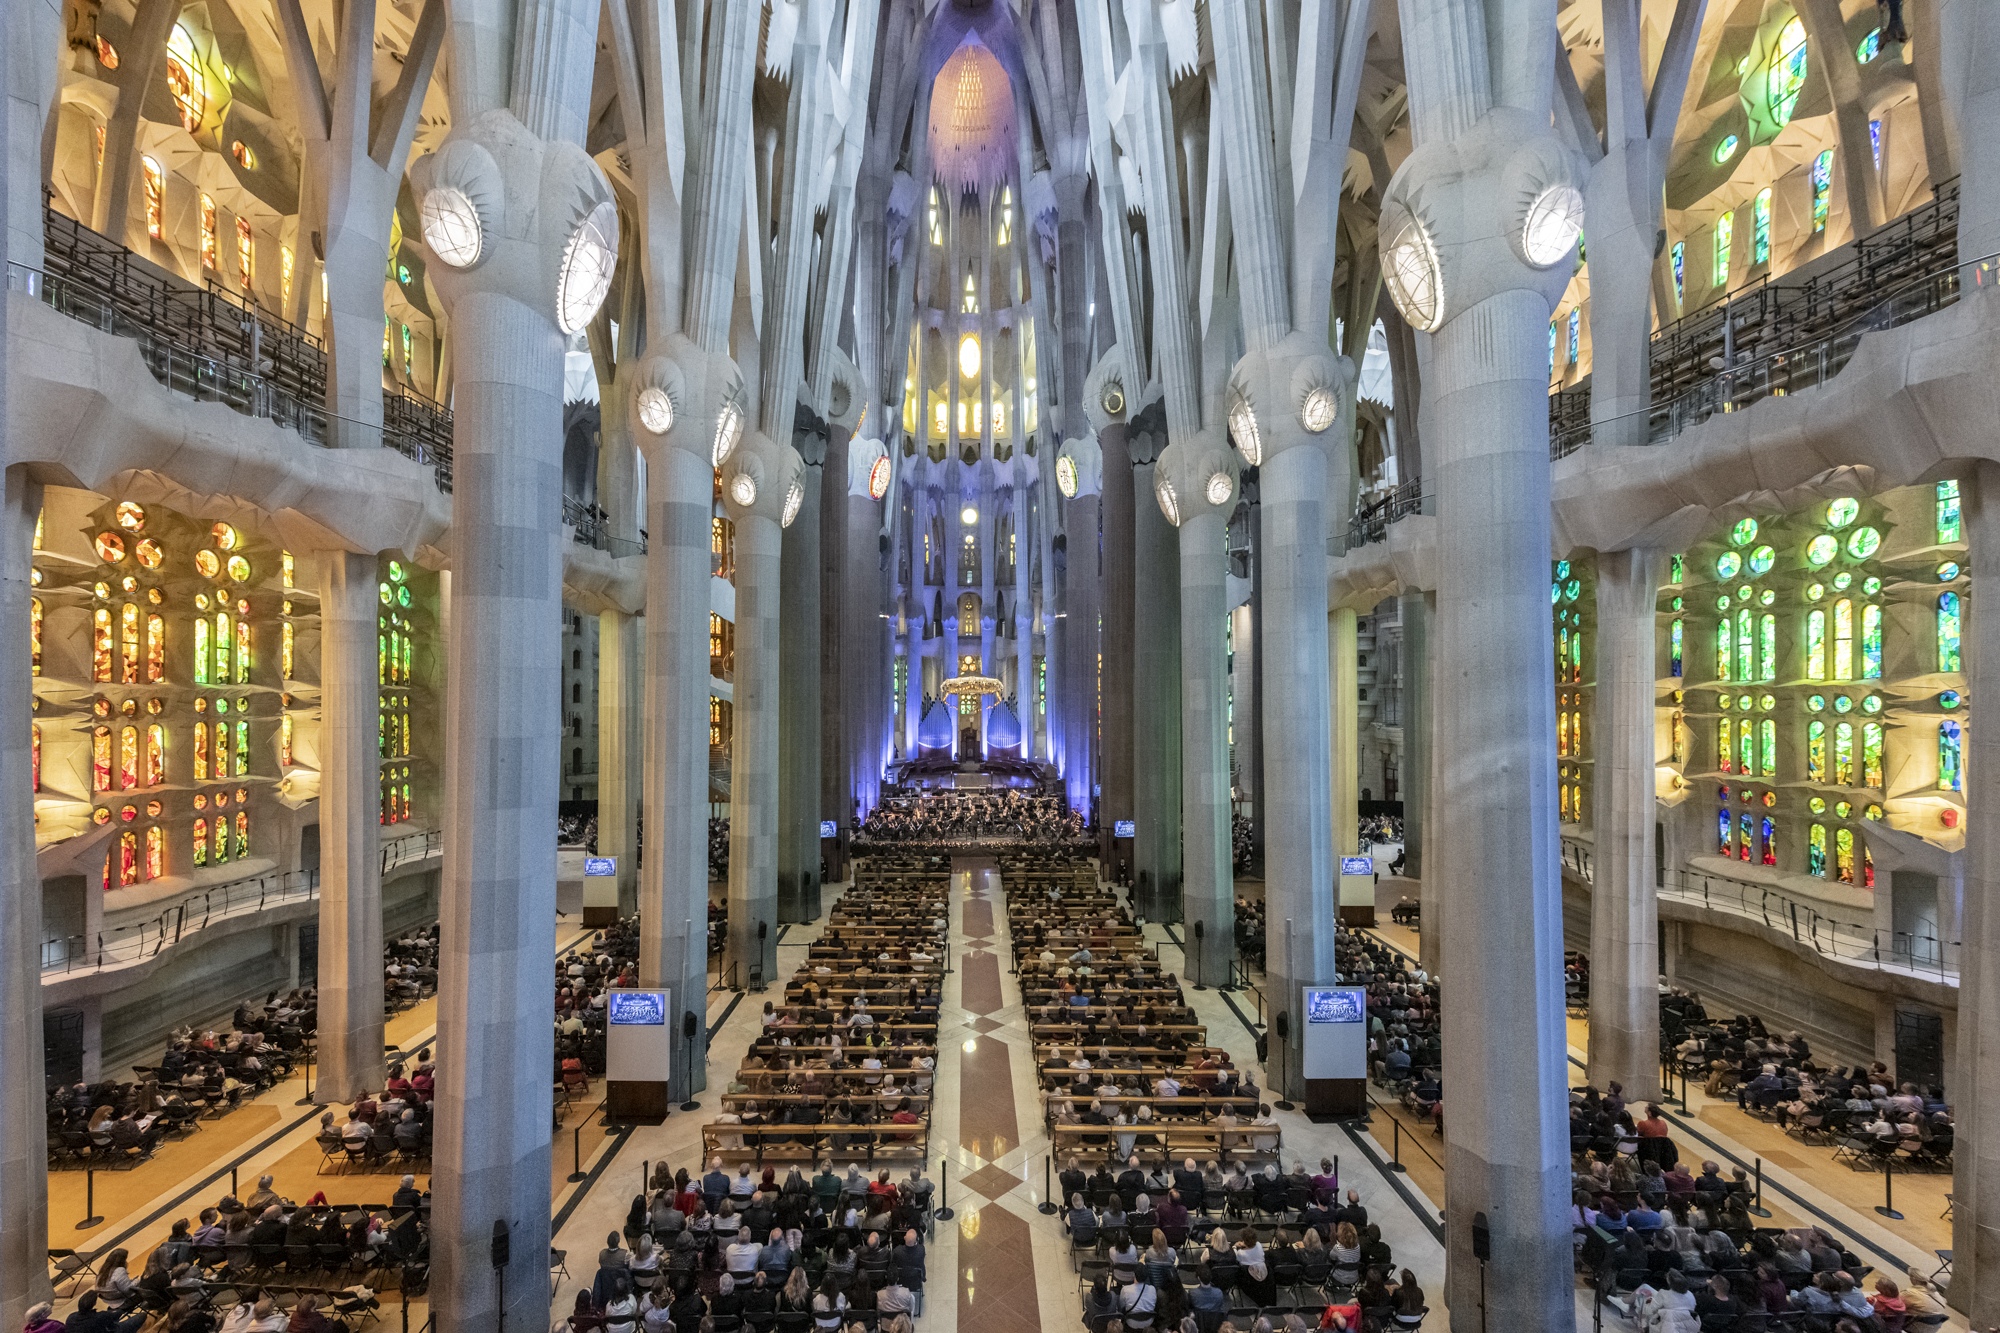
1402,591 -> 1439,975
1157,441 -> 1238,982
1,467 -> 51,1327
1589,548 -> 1664,1101
845,440 -> 890,820
415,104 -> 611,1333
1057,436 -> 1104,817
1951,463 -> 2000,1323
1015,477 -> 1035,756
1332,606 -> 1361,876
1941,0 -> 2000,269
778,439 -> 824,924
1230,601 -> 1259,861
723,435 -> 803,986
315,551 -> 386,1102
1100,420 -> 1135,874
596,609 -> 640,917
1129,414 -> 1183,921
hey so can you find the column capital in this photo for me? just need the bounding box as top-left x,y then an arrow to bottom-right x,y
721,430 -> 808,528
1226,331 -> 1352,469
1154,434 -> 1241,529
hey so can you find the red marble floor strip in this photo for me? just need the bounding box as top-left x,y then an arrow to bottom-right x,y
956,1032 -> 1019,1159
963,896 -> 996,938
955,1203 -> 1045,1333
960,949 -> 1004,1016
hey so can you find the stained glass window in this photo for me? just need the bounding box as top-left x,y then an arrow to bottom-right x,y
1670,619 -> 1683,677
147,611 -> 165,681
213,813 -> 228,862
1834,722 -> 1855,785
118,830 -> 138,886
142,155 -> 164,239
1807,720 -> 1827,782
1718,807 -> 1732,854
119,724 -> 138,789
1753,188 -> 1772,264
1559,709 -> 1571,757
194,722 -> 208,780
1716,618 -> 1732,681
1760,719 -> 1777,777
193,818 -> 207,866
92,725 -> 112,792
1719,718 -> 1734,773
194,617 -> 210,684
234,720 -> 249,775
1549,318 -> 1558,374
281,622 -> 294,679
1672,710 -> 1686,763
145,825 -> 164,879
1938,480 -> 1962,543
1670,554 -> 1685,584
214,613 -> 230,682
1940,721 -> 1962,792
1739,721 -> 1755,776
1808,823 -> 1828,876
1806,609 -> 1826,680
1759,614 -> 1776,682
280,715 -> 293,767
1760,817 -> 1777,867
1860,604 -> 1881,679
1736,609 -> 1754,683
93,608 -> 113,682
1812,151 -> 1833,232
199,193 -> 217,269
214,717 -> 228,779
119,604 -> 139,682
32,725 -> 40,791
145,724 -> 164,786
1739,812 -> 1754,861
1567,308 -> 1580,364
30,597 -> 41,676
1672,242 -> 1685,305
1863,722 -> 1883,789
1939,592 -> 1962,672
1833,599 -> 1853,680
236,216 -> 254,290
1713,213 -> 1733,288
234,811 -> 248,858
1835,827 -> 1855,884
236,620 -> 252,682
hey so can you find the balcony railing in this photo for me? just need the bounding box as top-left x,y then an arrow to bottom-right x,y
1549,180 -> 1984,459
17,205 -> 455,491
40,827 -> 441,977
1335,479 -> 1428,552
1559,835 -> 1957,982
561,496 -> 647,556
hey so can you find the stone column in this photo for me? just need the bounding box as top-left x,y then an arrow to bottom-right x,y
1099,421 -> 1135,875
1231,602 -> 1259,862
1058,436 -> 1104,819
1940,0 -> 2000,269
1157,441 -> 1238,981
778,441 -> 823,924
1951,462 -> 2000,1324
722,436 -> 803,986
1402,591 -> 1439,974
315,550 -> 386,1103
1589,548 -> 1664,1101
1,466 -> 51,1326
1130,416 -> 1183,921
845,441 -> 888,820
1331,607 -> 1361,866
596,609 -> 640,917
1015,477 -> 1035,756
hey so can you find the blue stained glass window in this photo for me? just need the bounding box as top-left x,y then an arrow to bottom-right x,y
1938,480 -> 1963,543
1812,151 -> 1834,232
1719,807 -> 1733,854
1939,592 -> 1962,672
1670,618 -> 1684,678
1672,242 -> 1685,304
1567,309 -> 1580,364
1870,119 -> 1883,172
1941,721 -> 1963,792
1861,604 -> 1881,679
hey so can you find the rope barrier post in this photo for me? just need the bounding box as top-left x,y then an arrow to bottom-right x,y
1875,1156 -> 1904,1221
567,1125 -> 587,1183
1039,1155 -> 1058,1215
1748,1158 -> 1770,1218
934,1159 -> 954,1222
1387,1120 -> 1407,1174
77,1168 -> 103,1229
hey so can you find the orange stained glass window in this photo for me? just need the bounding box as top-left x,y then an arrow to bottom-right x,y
199,193 -> 218,269
145,723 -> 165,785
192,817 -> 207,866
31,597 -> 41,675
236,216 -> 254,289
119,724 -> 139,789
280,715 -> 293,766
214,613 -> 230,681
212,813 -> 228,862
147,612 -> 166,680
236,620 -> 251,682
145,825 -> 164,879
93,608 -> 113,681
142,156 -> 164,239
32,724 -> 41,792
92,725 -> 112,792
120,603 -> 139,682
234,811 -> 248,857
118,830 -> 138,886
193,721 -> 208,780
281,622 -> 294,678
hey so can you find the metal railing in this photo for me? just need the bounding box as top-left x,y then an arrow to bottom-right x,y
17,206 -> 455,490
1559,835 -> 1959,982
561,496 -> 647,556
40,828 -> 441,977
1337,479 -> 1428,552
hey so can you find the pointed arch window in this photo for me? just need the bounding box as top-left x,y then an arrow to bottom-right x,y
1832,599 -> 1854,680
1940,721 -> 1962,792
1807,720 -> 1827,782
1808,823 -> 1828,877
1805,609 -> 1826,680
1939,592 -> 1962,672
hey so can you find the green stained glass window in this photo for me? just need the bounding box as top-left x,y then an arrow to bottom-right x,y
1737,608 -> 1754,683
1812,151 -> 1833,232
1768,17 -> 1809,128
1759,614 -> 1776,682
1938,480 -> 1962,543
1747,545 -> 1774,575
1716,551 -> 1742,579
1860,604 -> 1881,679
1835,827 -> 1855,883
1808,823 -> 1827,876
1846,527 -> 1882,559
1806,535 -> 1838,567
1807,720 -> 1827,782
1670,554 -> 1685,584
1671,619 -> 1684,678
194,618 -> 210,685
1939,592 -> 1962,672
1717,618 -> 1733,681
1940,721 -> 1962,791
1760,718 -> 1777,777
1714,212 -> 1733,288
1740,720 -> 1756,775
1826,498 -> 1859,528
1719,717 -> 1734,772
1731,518 -> 1759,546
1862,722 -> 1883,789
1753,187 -> 1772,264
1834,721 -> 1854,785
1806,609 -> 1826,680
234,720 -> 248,775
214,613 -> 229,682
1833,599 -> 1854,680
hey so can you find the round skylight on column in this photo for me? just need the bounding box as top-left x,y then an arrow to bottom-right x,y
1382,216 -> 1443,331
637,386 -> 675,435
728,473 -> 758,508
420,186 -> 483,268
1055,456 -> 1079,498
1300,386 -> 1339,434
781,478 -> 804,528
1521,185 -> 1585,268
1156,476 -> 1181,527
1205,472 -> 1234,507
868,455 -> 893,500
712,402 -> 745,467
1227,395 -> 1262,465
556,200 -> 619,334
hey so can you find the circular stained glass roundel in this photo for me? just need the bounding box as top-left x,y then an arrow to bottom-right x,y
226,555 -> 250,582
1832,571 -> 1853,591
1846,527 -> 1882,559
1300,386 -> 1339,434
1860,695 -> 1882,714
1205,472 -> 1235,507
1833,695 -> 1853,714
1805,583 -> 1824,602
1521,185 -> 1585,267
1759,694 -> 1776,711
727,473 -> 758,508
556,201 -> 619,335
636,386 -> 675,436
1716,551 -> 1743,579
1805,534 -> 1838,568
1862,576 -> 1882,596
1055,456 -> 1078,499
1564,579 -> 1581,602
1556,561 -> 1572,579
1760,589 -> 1776,606
1940,690 -> 1962,710
1747,545 -> 1775,575
1806,694 -> 1826,712
869,455 -> 893,501
1825,497 -> 1860,528
95,532 -> 126,562
420,185 -> 483,269
195,549 -> 221,578
1731,518 -> 1759,546
1808,796 -> 1827,815
1382,217 -> 1443,331
115,502 -> 146,531
135,539 -> 164,569
1938,561 -> 1961,582
1716,595 -> 1731,611
1737,693 -> 1753,711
